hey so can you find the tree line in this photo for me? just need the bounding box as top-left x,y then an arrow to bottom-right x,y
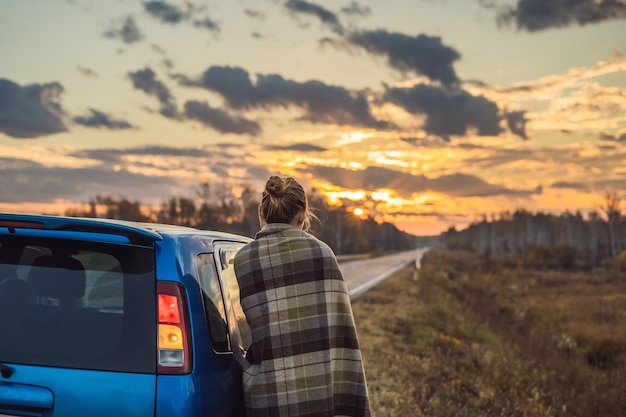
65,182 -> 418,255
439,191 -> 625,269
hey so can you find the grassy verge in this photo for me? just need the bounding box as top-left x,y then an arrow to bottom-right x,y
352,249 -> 626,417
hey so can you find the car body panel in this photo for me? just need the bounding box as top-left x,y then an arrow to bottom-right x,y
0,214 -> 251,417
0,368 -> 155,417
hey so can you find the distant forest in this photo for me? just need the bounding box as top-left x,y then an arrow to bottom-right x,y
65,183 -> 418,255
65,184 -> 625,264
440,191 -> 626,269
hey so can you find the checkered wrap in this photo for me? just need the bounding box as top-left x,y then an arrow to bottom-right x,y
233,223 -> 371,417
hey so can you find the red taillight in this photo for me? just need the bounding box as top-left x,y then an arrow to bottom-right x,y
157,282 -> 191,374
158,294 -> 181,324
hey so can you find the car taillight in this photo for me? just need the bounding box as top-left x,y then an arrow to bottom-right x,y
157,282 -> 192,374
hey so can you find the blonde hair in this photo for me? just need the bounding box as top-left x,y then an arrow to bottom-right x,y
261,176 -> 315,231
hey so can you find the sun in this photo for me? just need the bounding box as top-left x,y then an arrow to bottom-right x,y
353,208 -> 364,216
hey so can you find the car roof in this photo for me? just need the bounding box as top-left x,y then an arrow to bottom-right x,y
0,213 -> 250,247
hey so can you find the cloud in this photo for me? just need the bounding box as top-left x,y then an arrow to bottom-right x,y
384,83 -> 527,139
284,0 -> 344,34
73,146 -> 214,162
183,65 -> 390,129
0,158 -> 179,203
77,66 -> 98,78
143,1 -> 187,24
0,78 -> 67,139
345,30 -> 461,87
142,1 -> 220,33
484,59 -> 626,102
399,136 -> 449,147
245,9 -> 267,20
497,0 -> 626,32
265,143 -> 327,152
468,58 -> 626,133
129,68 -> 261,135
73,108 -> 134,130
193,17 -> 220,33
551,176 -> 626,193
503,110 -> 528,140
0,145 -> 274,209
128,67 -> 178,118
103,16 -> 143,44
341,1 -> 372,16
300,165 -> 538,198
184,101 -> 261,135
461,146 -> 547,169
600,132 -> 626,142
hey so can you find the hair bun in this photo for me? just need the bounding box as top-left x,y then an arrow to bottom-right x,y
266,175 -> 287,197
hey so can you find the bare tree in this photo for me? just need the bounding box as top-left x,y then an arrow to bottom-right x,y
601,191 -> 622,257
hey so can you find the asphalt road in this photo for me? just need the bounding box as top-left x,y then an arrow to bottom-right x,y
340,248 -> 430,299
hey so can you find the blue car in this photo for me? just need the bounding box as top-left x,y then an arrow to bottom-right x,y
0,213 -> 251,417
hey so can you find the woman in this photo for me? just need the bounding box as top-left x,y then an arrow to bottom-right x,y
233,176 -> 371,417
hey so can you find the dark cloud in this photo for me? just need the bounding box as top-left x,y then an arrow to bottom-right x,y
284,0 -> 344,34
0,147 -> 274,207
600,132 -> 626,142
384,84 -> 521,139
185,65 -> 389,129
143,1 -> 187,24
184,101 -> 261,136
73,108 -> 134,130
142,1 -> 220,33
503,110 -> 528,140
550,180 -> 584,190
300,165 -> 538,198
103,16 -> 143,44
0,78 -> 67,139
265,143 -> 327,152
0,158 -> 178,204
77,66 -> 98,78
345,30 -> 461,87
341,1 -> 372,16
497,0 -> 626,32
399,136 -> 448,147
73,146 -> 214,162
551,177 -> 626,193
193,17 -> 220,33
128,67 -> 178,118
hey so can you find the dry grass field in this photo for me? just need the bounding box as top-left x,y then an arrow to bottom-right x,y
352,249 -> 626,417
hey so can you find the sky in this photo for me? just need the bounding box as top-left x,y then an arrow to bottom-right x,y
1,0 -> 625,236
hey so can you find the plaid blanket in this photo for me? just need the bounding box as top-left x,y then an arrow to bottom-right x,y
233,223 -> 371,417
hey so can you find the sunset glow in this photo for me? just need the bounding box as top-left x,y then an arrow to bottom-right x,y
1,1 -> 625,236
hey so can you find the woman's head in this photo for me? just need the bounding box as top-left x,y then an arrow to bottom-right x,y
260,176 -> 314,231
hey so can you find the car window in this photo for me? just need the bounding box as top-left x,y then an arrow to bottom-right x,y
217,245 -> 251,352
196,253 -> 229,353
0,235 -> 156,373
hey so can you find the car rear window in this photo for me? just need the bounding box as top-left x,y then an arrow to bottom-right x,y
0,235 -> 156,373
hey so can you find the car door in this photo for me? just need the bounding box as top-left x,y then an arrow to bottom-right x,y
214,243 -> 251,354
